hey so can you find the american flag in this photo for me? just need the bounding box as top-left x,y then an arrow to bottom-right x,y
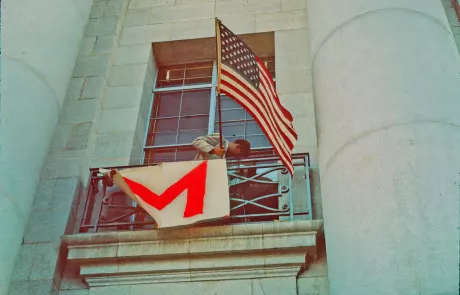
216,20 -> 298,175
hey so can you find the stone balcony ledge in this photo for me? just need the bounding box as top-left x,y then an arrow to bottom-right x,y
62,220 -> 323,287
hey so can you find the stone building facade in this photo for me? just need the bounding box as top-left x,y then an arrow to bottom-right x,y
1,1 -> 460,295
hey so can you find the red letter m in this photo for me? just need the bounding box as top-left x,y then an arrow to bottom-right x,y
122,161 -> 208,218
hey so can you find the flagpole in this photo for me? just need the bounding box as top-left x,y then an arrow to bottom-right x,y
215,18 -> 224,149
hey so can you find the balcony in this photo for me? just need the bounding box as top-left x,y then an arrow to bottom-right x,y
77,152 -> 314,233
62,152 -> 324,288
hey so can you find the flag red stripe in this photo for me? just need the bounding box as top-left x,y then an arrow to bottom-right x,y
220,80 -> 293,174
220,86 -> 293,175
257,62 -> 297,138
256,56 -> 295,124
256,70 -> 297,144
255,70 -> 297,144
220,67 -> 295,174
220,78 -> 292,156
221,67 -> 295,150
223,62 -> 298,142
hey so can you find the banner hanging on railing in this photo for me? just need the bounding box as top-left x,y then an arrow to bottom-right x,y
100,159 -> 230,228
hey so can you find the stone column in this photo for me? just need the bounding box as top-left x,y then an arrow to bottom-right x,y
0,1 -> 93,294
306,1 -> 460,294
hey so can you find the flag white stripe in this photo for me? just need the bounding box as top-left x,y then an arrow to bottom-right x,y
220,71 -> 294,173
256,65 -> 297,145
221,64 -> 295,150
257,63 -> 297,136
220,83 -> 293,174
220,76 -> 291,155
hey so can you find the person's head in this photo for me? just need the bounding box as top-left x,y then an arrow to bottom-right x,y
227,139 -> 251,157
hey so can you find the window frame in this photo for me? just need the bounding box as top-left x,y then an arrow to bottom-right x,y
141,59 -> 275,163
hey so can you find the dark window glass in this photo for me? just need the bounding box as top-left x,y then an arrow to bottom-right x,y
156,62 -> 213,87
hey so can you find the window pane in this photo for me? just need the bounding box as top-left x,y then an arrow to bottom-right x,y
154,92 -> 181,118
153,118 -> 178,132
246,121 -> 263,135
156,66 -> 185,88
144,148 -> 175,164
152,132 -> 177,146
220,96 -> 241,109
246,135 -> 270,148
184,62 -> 213,85
156,62 -> 213,88
177,129 -> 208,144
181,89 -> 211,116
179,116 -> 209,130
176,147 -> 199,162
215,122 -> 245,137
218,109 -> 246,121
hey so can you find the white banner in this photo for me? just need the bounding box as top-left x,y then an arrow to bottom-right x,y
104,159 -> 230,228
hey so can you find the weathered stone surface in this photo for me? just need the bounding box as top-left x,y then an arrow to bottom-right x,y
60,290 -> 90,295
218,15 -> 256,34
275,28 -> 310,69
81,77 -> 107,99
274,68 -> 312,94
86,17 -> 119,36
97,108 -> 139,133
125,9 -> 151,26
120,24 -> 171,45
79,37 -> 97,56
256,10 -> 307,32
170,19 -> 215,40
93,35 -> 118,55
129,0 -> 174,9
107,64 -> 148,86
91,132 -> 135,159
73,55 -> 111,77
128,278 -> 296,295
24,209 -> 71,243
149,2 -> 214,24
60,99 -> 101,124
66,78 -> 85,101
292,116 -> 317,146
29,243 -> 60,280
114,45 -> 151,65
41,150 -> 84,179
297,276 -> 329,295
66,122 -> 93,150
279,92 -> 314,117
104,85 -> 143,109
10,245 -> 34,280
281,0 -> 307,11
33,177 -> 78,211
215,0 -> 281,17
7,279 -> 53,295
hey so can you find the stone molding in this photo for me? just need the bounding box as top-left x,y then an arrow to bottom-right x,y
62,220 -> 323,287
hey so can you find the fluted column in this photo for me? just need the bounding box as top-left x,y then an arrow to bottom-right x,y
306,1 -> 460,294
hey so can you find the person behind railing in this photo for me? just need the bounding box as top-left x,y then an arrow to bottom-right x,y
192,134 -> 279,222
192,133 -> 251,160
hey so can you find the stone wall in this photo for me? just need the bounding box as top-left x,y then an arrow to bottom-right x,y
7,0 -> 325,294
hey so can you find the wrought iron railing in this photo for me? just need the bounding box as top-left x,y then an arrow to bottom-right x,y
77,153 -> 312,233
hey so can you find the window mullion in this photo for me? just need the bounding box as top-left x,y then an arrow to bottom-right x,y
141,68 -> 159,164
208,61 -> 218,134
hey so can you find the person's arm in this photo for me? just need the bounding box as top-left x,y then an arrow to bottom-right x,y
192,134 -> 225,156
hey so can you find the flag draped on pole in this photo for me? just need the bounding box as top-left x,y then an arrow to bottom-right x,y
215,19 -> 298,175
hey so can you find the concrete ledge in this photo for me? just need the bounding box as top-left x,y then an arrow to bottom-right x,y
62,220 -> 323,287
